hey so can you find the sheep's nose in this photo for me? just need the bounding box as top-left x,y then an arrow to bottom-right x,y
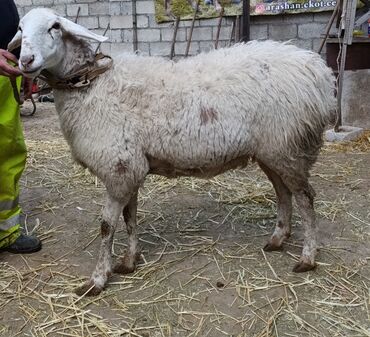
20,55 -> 35,68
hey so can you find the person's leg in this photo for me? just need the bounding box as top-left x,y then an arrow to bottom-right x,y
0,75 -> 41,253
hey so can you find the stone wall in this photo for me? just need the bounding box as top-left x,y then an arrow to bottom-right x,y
15,0 -> 333,57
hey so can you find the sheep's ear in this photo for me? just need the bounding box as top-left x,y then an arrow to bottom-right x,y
59,17 -> 108,42
8,30 -> 22,52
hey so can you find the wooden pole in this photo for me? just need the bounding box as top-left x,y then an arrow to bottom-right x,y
335,43 -> 347,132
95,23 -> 110,54
215,7 -> 224,49
185,0 -> 201,57
132,0 -> 138,52
241,0 -> 250,42
335,0 -> 357,131
74,6 -> 81,23
170,17 -> 180,60
228,17 -> 236,46
235,15 -> 240,42
336,0 -> 343,29
318,3 -> 339,54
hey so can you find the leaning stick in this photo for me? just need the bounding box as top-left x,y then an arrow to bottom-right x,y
215,7 -> 225,49
132,0 -> 138,52
74,6 -> 81,23
318,2 -> 339,54
94,23 -> 110,55
228,17 -> 236,46
235,15 -> 240,42
185,0 -> 201,57
170,16 -> 180,60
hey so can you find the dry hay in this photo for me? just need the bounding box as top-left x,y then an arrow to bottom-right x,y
322,130 -> 370,154
1,131 -> 369,336
1,239 -> 369,336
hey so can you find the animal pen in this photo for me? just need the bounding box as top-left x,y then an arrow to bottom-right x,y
1,1 -> 370,337
3,103 -> 369,337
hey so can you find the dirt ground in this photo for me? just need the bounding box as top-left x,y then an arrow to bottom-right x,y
0,102 -> 369,337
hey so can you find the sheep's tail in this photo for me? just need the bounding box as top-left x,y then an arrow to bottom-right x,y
295,52 -> 336,160
264,43 -> 336,162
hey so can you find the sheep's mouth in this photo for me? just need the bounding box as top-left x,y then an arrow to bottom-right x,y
22,66 -> 42,77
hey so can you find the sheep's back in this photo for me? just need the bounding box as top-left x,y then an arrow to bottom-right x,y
93,41 -> 336,168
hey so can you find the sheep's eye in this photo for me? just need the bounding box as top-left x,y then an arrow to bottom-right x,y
50,22 -> 61,30
18,26 -> 22,32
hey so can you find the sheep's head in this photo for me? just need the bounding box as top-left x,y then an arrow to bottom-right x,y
8,8 -> 108,78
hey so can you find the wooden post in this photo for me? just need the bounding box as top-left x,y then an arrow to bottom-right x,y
95,23 -> 110,54
74,6 -> 81,23
228,17 -> 236,46
235,15 -> 240,42
170,17 -> 180,60
185,0 -> 201,57
318,3 -> 339,54
335,44 -> 347,132
132,0 -> 138,52
241,0 -> 250,42
215,7 -> 224,49
335,0 -> 357,131
336,0 -> 343,29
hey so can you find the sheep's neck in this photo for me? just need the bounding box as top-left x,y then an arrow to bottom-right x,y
50,35 -> 95,79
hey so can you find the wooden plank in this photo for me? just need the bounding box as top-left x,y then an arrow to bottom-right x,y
326,37 -> 370,43
327,42 -> 370,71
345,0 -> 357,44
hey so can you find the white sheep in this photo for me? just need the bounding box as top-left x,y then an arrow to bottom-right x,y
9,8 -> 336,296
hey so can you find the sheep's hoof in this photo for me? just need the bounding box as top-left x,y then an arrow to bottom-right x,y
113,253 -> 140,275
292,261 -> 316,273
263,242 -> 283,252
75,281 -> 103,297
113,262 -> 136,274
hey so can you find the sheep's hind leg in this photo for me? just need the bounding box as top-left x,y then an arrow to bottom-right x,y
113,190 -> 141,274
258,161 -> 292,251
75,195 -> 124,296
291,184 -> 317,272
279,168 -> 317,272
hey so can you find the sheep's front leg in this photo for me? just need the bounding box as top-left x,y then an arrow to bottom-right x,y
75,195 -> 124,296
114,190 -> 141,274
